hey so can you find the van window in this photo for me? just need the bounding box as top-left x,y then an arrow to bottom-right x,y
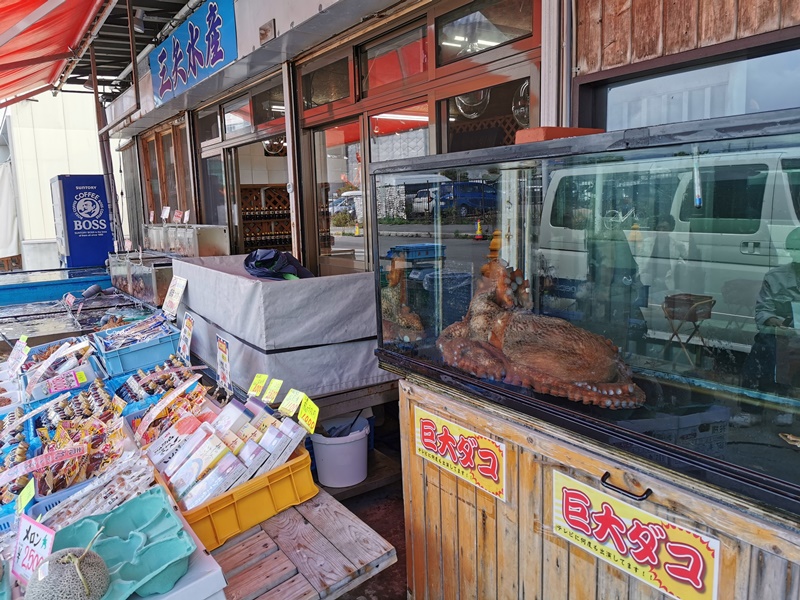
550,171 -> 683,230
782,158 -> 800,219
678,164 -> 767,233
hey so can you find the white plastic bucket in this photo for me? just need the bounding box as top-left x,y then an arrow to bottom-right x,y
310,416 -> 370,488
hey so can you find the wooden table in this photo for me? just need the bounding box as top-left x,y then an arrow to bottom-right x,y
213,489 -> 397,600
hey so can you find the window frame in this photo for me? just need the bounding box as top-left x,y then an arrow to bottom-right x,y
140,117 -> 195,222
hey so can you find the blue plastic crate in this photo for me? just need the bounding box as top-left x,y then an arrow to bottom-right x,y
386,243 -> 446,262
27,479 -> 93,521
92,324 -> 181,376
0,513 -> 15,533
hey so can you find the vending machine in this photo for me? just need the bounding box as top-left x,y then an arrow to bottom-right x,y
50,174 -> 115,268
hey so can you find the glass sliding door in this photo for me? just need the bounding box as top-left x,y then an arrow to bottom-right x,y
313,119 -> 364,275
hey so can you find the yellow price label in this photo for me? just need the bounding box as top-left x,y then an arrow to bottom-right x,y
16,479 -> 35,514
298,397 -> 319,434
278,388 -> 306,417
19,335 -> 27,343
248,374 -> 269,397
76,371 -> 88,384
263,379 -> 283,403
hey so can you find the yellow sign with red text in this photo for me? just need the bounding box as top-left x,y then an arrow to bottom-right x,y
414,407 -> 505,501
553,471 -> 719,600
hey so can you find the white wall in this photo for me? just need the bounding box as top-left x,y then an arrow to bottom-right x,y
8,91 -> 103,240
236,142 -> 289,185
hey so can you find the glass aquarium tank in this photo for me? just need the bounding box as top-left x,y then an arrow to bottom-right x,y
373,124 -> 800,513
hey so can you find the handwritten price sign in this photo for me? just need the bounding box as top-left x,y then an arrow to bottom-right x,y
12,514 -> 55,584
297,397 -> 319,434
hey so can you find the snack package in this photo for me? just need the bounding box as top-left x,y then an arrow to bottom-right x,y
233,440 -> 270,487
220,429 -> 245,455
258,426 -> 289,456
180,453 -> 246,510
163,422 -> 215,480
236,422 -> 262,444
212,400 -> 250,434
168,433 -> 229,500
252,411 -> 280,434
147,414 -> 202,469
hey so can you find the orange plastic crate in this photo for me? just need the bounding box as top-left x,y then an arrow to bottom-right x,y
155,446 -> 317,551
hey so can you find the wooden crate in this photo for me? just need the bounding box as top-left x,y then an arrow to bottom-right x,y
399,378 -> 800,600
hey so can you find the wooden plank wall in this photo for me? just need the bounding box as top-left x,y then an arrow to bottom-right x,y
577,0 -> 800,74
399,381 -> 800,600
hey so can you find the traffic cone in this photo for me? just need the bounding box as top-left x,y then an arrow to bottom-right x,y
474,219 -> 485,240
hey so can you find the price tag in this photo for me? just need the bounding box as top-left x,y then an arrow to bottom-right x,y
75,302 -> 84,317
183,210 -> 191,224
162,276 -> 188,317
7,336 -> 30,374
278,388 -> 306,417
178,313 -> 195,362
297,397 -> 319,434
248,374 -> 269,397
64,293 -> 76,308
172,210 -> 184,224
216,335 -> 232,394
149,210 -> 155,224
161,206 -> 171,220
16,479 -> 35,514
125,239 -> 133,251
12,514 -> 55,585
263,378 -> 283,403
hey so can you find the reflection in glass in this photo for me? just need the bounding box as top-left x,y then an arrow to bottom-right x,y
223,96 -> 252,137
360,25 -> 427,95
373,132 -> 800,496
160,133 -> 179,211
313,121 -> 364,274
369,103 -> 429,163
197,107 -> 220,143
436,0 -> 532,67
446,77 -> 535,151
302,58 -> 350,110
253,83 -> 285,126
606,48 -> 800,130
201,155 -> 227,225
512,80 -> 530,127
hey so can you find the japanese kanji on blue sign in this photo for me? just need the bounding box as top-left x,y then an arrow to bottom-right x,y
149,0 -> 237,106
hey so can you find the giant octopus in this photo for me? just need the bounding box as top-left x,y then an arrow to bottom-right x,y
437,260 -> 646,409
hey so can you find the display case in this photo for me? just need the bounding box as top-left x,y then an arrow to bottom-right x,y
108,251 -> 173,307
372,116 -> 800,515
142,224 -> 230,256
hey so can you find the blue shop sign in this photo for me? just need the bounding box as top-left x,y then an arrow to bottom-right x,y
149,0 -> 237,106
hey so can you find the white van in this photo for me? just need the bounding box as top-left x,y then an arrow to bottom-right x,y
537,151 -> 800,348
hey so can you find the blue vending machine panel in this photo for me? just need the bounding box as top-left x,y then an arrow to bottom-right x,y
51,174 -> 115,268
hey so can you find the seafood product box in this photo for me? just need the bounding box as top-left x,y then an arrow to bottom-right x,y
91,316 -> 181,375
173,255 -> 395,397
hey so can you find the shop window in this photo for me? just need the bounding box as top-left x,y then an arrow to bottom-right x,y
302,58 -> 350,110
223,95 -> 253,138
444,77 -> 536,152
604,47 -> 800,131
143,138 -> 161,217
313,120 -> 364,274
253,82 -> 285,128
160,133 -> 179,212
436,0 -> 533,68
197,107 -> 220,143
359,24 -> 427,97
369,103 -> 430,163
372,129 -> 800,513
201,155 -> 227,225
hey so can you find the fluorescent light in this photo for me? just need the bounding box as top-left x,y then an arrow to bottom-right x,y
374,113 -> 429,122
453,35 -> 466,41
477,39 -> 499,46
441,42 -> 462,48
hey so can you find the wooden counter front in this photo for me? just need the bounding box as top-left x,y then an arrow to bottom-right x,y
398,377 -> 800,600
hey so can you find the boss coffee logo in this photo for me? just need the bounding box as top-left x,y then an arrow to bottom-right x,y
71,189 -> 108,232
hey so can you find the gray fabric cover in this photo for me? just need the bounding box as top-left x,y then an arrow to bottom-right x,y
173,255 -> 395,396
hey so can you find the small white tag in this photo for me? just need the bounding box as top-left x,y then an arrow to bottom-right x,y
38,561 -> 49,580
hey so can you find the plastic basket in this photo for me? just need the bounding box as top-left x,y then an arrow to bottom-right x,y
27,479 -> 93,521
92,324 -> 181,376
0,513 -> 15,534
155,446 -> 317,551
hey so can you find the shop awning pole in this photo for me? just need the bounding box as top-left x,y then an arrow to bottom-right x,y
90,45 -> 125,253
